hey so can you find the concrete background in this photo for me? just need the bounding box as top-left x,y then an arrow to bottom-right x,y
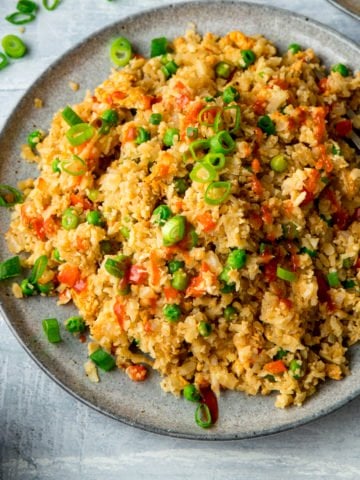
1,0 -> 360,478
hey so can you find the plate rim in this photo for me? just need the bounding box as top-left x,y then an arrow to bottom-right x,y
1,0 -> 360,441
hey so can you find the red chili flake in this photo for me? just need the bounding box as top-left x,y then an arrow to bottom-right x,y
129,265 -> 148,285
261,204 -> 273,225
264,258 -> 278,283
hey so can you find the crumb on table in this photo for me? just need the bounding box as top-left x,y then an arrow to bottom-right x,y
34,98 -> 44,108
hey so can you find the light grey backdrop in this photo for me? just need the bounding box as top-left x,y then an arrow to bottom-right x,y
1,0 -> 359,478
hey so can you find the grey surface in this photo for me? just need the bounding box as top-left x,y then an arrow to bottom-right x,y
327,0 -> 360,19
1,0 -> 360,477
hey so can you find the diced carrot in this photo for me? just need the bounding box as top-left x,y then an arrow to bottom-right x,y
141,94 -> 154,110
251,175 -> 263,196
186,275 -> 205,298
264,359 -> 287,374
29,217 -> 46,241
251,158 -> 261,173
150,250 -> 161,286
254,127 -> 264,143
313,106 -> 327,144
144,319 -> 153,333
183,100 -> 205,126
58,264 -> 81,288
158,164 -> 170,177
113,299 -> 126,330
253,98 -> 267,115
272,78 -> 289,90
43,216 -> 59,238
315,144 -> 333,173
164,285 -> 180,301
37,177 -> 47,191
318,77 -> 328,94
70,193 -> 93,210
111,91 -> 127,101
197,212 -> 217,233
123,125 -> 137,143
304,169 -> 321,194
261,204 -> 272,225
126,364 -> 148,382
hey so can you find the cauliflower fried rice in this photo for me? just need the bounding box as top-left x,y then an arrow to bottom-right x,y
5,28 -> 360,409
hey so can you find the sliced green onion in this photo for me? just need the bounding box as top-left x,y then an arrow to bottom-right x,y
42,318 -> 61,343
150,37 -> 167,57
61,106 -> 84,126
29,255 -> 48,284
327,271 -> 340,288
0,53 -> 9,71
66,123 -> 94,146
299,246 -> 317,258
195,403 -> 212,428
0,256 -> 22,281
20,278 -> 37,296
5,12 -> 35,25
187,228 -> 199,250
224,105 -> 241,133
90,348 -> 116,371
104,255 -> 130,278
0,185 -> 24,207
198,106 -> 220,128
258,115 -> 276,135
174,177 -> 188,195
135,126 -> 150,144
61,155 -> 87,176
110,36 -> 132,67
215,61 -> 232,79
52,158 -> 61,173
163,304 -> 181,322
163,128 -> 179,147
342,257 -> 353,269
198,321 -> 212,337
183,384 -> 201,402
42,0 -> 60,10
171,269 -> 188,291
27,130 -> 44,149
152,205 -> 172,226
161,60 -> 178,79
53,248 -> 63,263
274,348 -> 288,360
241,49 -> 256,67
61,208 -> 79,230
168,259 -> 185,274
331,63 -> 349,77
288,43 -> 301,54
190,162 -> 216,184
224,305 -> 238,322
223,86 -> 239,104
270,154 -> 288,173
1,35 -> 27,58
226,249 -> 246,269
37,282 -> 54,294
289,359 -> 301,379
282,222 -> 299,240
203,152 -> 226,171
342,279 -> 356,289
276,266 -> 296,282
186,126 -> 198,139
65,316 -> 86,333
162,215 -> 186,246
87,189 -> 99,202
16,1 -> 38,13
120,226 -> 130,239
189,139 -> 210,160
149,113 -> 162,125
209,131 -> 236,154
204,181 -> 231,205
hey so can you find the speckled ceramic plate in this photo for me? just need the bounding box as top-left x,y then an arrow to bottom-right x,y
327,0 -> 360,19
1,1 -> 359,440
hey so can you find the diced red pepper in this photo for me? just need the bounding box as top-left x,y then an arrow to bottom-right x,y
264,360 -> 287,374
335,119 -> 352,137
199,386 -> 218,424
129,265 -> 148,285
58,264 -> 81,288
113,299 -> 126,330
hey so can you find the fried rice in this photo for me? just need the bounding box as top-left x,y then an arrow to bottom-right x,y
5,27 -> 360,409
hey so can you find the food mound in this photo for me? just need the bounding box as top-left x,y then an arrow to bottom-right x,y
5,28 -> 360,411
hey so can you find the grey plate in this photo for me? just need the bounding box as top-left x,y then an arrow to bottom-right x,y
1,1 -> 360,441
327,0 -> 360,19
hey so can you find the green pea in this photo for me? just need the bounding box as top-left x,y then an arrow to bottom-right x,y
198,321 -> 212,337
288,43 -> 301,54
215,61 -> 232,79
222,86 -> 239,104
168,260 -> 185,274
61,208 -> 79,230
331,63 -> 349,77
163,304 -> 182,322
86,210 -> 103,226
171,269 -> 188,291
224,305 -> 238,322
27,129 -> 44,149
163,128 -> 179,147
226,249 -> 246,269
270,154 -> 288,173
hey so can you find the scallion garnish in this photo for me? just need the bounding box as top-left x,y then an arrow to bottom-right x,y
0,184 -> 24,208
66,123 -> 95,146
61,106 -> 83,126
204,181 -> 231,205
90,348 -> 116,371
110,36 -> 132,67
276,266 -> 297,282
42,318 -> 62,343
5,12 -> 36,25
0,53 -> 9,70
42,0 -> 60,11
16,0 -> 38,14
28,255 -> 48,284
65,316 -> 86,333
61,155 -> 87,176
0,256 -> 22,281
161,215 -> 186,246
195,403 -> 213,428
150,37 -> 168,57
209,131 -> 236,154
224,105 -> 241,133
189,162 -> 217,184
1,35 -> 27,58
327,271 -> 340,288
